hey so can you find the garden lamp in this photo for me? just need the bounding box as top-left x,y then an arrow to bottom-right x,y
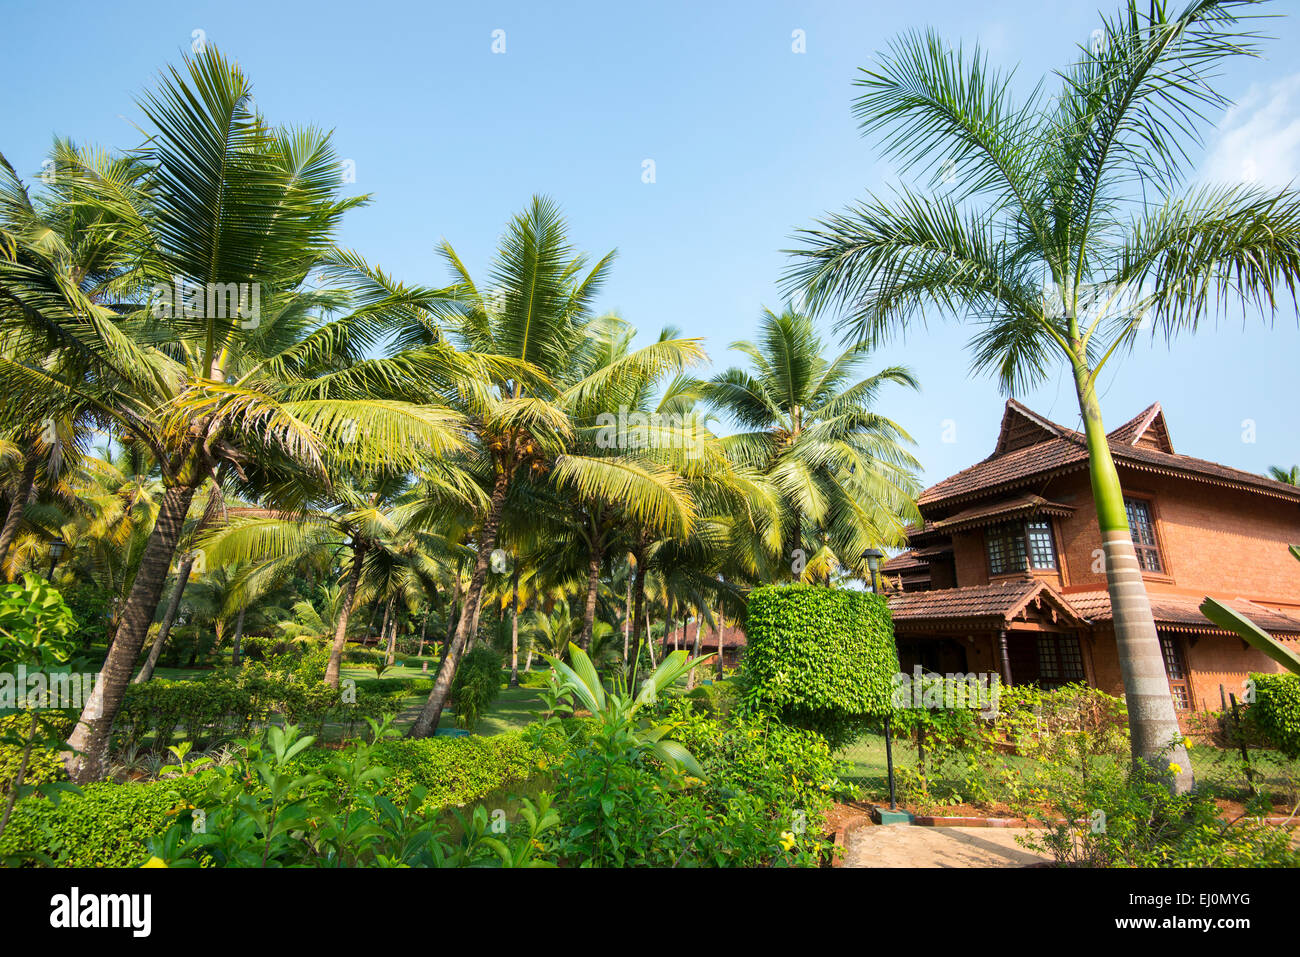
861,546 -> 900,813
47,537 -> 66,581
862,548 -> 883,594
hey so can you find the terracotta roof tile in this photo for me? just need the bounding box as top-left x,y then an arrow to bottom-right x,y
916,401 -> 1300,509
888,579 -> 1077,624
1066,591 -> 1300,635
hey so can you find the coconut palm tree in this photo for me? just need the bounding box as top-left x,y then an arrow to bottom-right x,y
0,49 -> 487,781
1267,465 -> 1299,486
406,197 -> 706,737
785,0 -> 1300,791
701,307 -> 921,580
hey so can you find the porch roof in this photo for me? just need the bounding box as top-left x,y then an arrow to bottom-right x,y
888,578 -> 1083,629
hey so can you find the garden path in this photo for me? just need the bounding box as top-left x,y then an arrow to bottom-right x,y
841,823 -> 1053,868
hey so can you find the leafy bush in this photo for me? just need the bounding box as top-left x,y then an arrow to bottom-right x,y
115,666 -> 402,751
2,721 -> 566,866
147,721 -> 559,868
0,713 -> 73,792
741,584 -> 896,748
1248,672 -> 1300,759
301,727 -> 565,813
0,575 -> 79,670
0,771 -> 213,866
451,646 -> 503,730
1016,757 -> 1298,867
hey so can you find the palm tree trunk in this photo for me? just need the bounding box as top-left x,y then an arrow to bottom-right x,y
382,597 -> 398,667
579,540 -> 601,650
715,598 -> 726,680
687,611 -> 703,691
1074,368 -> 1192,793
132,551 -> 196,683
64,483 -> 198,783
644,607 -> 658,668
622,574 -> 632,666
417,611 -> 429,658
441,573 -> 462,661
509,565 -> 520,688
409,470 -> 510,738
230,606 -> 246,666
626,548 -> 647,684
324,539 -> 368,688
0,448 -> 38,579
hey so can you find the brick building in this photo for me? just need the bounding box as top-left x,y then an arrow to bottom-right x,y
881,399 -> 1300,712
660,622 -> 747,668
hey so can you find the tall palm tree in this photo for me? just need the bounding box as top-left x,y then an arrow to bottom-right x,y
701,308 -> 921,579
0,49 -> 482,781
406,197 -> 704,736
785,0 -> 1300,791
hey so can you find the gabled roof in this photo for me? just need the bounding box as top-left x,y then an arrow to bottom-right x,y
889,578 -> 1084,628
1107,402 -> 1173,452
916,400 -> 1300,509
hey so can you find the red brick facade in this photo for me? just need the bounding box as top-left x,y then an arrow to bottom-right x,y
883,400 -> 1300,712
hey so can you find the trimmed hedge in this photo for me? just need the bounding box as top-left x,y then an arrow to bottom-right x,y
741,584 -> 897,748
1249,672 -> 1300,759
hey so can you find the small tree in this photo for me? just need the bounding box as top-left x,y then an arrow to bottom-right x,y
0,575 -> 79,838
741,584 -> 897,748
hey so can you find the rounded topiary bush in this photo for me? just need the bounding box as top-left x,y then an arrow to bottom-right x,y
740,584 -> 897,748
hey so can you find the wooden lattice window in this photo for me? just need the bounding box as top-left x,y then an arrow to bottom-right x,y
1159,635 -> 1191,710
986,519 -> 1057,574
1125,498 -> 1164,573
1036,635 -> 1085,684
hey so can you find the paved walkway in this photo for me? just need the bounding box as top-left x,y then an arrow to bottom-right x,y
842,823 -> 1053,868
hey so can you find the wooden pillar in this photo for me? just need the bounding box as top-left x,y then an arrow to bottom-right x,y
997,628 -> 1012,687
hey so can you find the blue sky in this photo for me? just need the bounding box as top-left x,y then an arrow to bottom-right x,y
2,0 -> 1297,488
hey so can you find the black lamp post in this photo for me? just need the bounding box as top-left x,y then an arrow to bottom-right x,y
47,537 -> 66,581
862,546 -> 896,811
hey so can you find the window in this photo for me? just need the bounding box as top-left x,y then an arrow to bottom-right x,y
1036,635 -> 1085,685
1125,498 -> 1164,572
1159,635 -> 1191,710
986,519 -> 1057,574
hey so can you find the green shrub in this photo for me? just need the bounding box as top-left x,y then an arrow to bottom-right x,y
1017,756 -> 1298,867
1248,672 -> 1300,759
346,728 -> 562,812
0,772 -> 213,866
0,713 -> 73,792
741,584 -> 896,748
451,647 -> 503,730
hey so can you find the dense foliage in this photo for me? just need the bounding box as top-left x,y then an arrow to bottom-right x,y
1248,672 -> 1300,759
742,584 -> 897,747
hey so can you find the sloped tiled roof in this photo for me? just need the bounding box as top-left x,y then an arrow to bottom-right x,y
882,550 -> 929,573
1065,591 -> 1300,636
916,400 -> 1300,509
909,493 -> 1074,539
889,578 -> 1082,626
